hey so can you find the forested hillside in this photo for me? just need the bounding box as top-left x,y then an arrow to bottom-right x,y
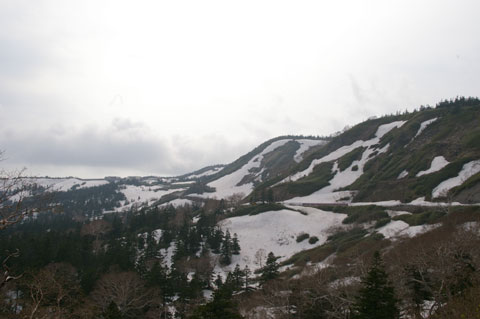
0,98 -> 479,318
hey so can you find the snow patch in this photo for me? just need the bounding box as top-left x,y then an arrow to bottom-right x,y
159,198 -> 194,207
386,210 -> 412,217
397,170 -> 408,179
432,160 -> 480,198
416,156 -> 449,177
414,117 -> 438,138
378,220 -> 440,239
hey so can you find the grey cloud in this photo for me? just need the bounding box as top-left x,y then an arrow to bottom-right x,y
0,120 -> 254,177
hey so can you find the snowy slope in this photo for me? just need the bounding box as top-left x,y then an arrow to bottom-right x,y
115,185 -> 186,211
283,121 -> 405,183
217,206 -> 347,274
432,160 -> 480,198
194,138 -> 324,199
28,177 -> 108,192
284,121 -> 406,203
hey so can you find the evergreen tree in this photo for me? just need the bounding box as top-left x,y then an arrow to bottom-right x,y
232,233 -> 241,255
220,230 -> 232,265
260,252 -> 280,283
243,265 -> 253,292
189,283 -> 244,319
230,264 -> 244,292
353,251 -> 399,319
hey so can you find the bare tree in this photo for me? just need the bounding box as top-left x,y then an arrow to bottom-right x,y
0,153 -> 54,289
91,271 -> 154,318
22,263 -> 81,319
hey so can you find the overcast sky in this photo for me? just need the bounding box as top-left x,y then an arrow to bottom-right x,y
1,0 -> 479,178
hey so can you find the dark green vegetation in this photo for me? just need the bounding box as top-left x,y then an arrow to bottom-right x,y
353,252 -> 399,319
246,97 -> 480,203
1,97 -> 480,318
0,198 -> 250,318
349,99 -> 480,203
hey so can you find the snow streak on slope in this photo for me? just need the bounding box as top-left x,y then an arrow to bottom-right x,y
414,118 -> 438,138
284,121 -> 406,204
416,156 -> 450,177
293,139 -> 328,163
218,206 -> 346,274
397,170 -> 409,179
284,121 -> 406,183
195,139 -> 291,199
432,160 -> 480,198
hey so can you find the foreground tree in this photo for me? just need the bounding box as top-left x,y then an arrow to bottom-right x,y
260,252 -> 280,283
91,271 -> 153,318
189,284 -> 243,319
353,251 -> 399,319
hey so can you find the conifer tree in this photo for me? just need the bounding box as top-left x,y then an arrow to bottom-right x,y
220,230 -> 232,265
353,251 -> 399,319
232,233 -> 241,255
260,252 -> 280,283
243,265 -> 253,292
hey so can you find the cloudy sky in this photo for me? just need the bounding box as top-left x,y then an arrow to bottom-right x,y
1,0 -> 479,178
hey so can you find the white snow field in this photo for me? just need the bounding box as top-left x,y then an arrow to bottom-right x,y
217,206 -> 347,274
414,117 -> 438,138
432,160 -> 480,198
194,138 -> 323,200
284,121 -> 406,204
29,177 -> 108,191
416,156 -> 449,177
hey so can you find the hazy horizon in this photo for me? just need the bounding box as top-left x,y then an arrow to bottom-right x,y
1,0 -> 479,178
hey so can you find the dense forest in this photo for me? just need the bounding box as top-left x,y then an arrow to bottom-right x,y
1,190 -> 479,318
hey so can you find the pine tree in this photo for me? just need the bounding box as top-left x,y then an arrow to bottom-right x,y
243,265 -> 253,292
353,251 -> 399,319
260,252 -> 280,283
232,233 -> 241,255
220,230 -> 232,265
231,264 -> 244,292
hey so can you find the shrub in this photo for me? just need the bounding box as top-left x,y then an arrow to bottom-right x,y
308,236 -> 319,244
296,233 -> 310,243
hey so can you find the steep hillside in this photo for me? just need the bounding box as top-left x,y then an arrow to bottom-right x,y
256,98 -> 480,205
2,98 -> 480,318
186,136 -> 328,199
